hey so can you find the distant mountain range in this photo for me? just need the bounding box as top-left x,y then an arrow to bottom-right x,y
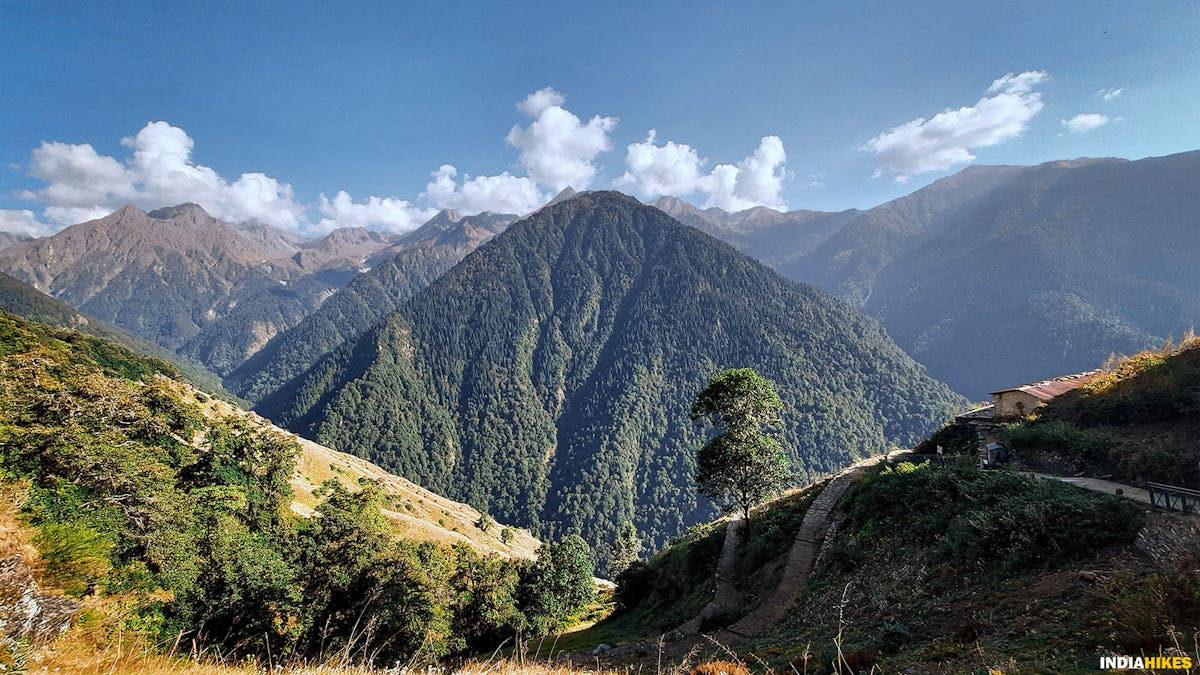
259,191 -> 964,568
0,269 -> 229,395
227,209 -> 515,402
0,202 -> 515,380
647,150 -> 1200,398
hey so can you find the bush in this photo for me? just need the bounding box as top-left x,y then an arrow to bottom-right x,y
32,522 -> 114,596
832,463 -> 1143,575
915,422 -> 978,456
516,535 -> 596,635
1000,419 -> 1113,458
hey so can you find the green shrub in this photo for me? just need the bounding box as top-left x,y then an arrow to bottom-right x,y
32,522 -> 114,596
1000,419 -> 1113,457
832,463 -> 1142,575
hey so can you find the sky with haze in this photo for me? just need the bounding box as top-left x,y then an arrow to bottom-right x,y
1,1 -> 1197,236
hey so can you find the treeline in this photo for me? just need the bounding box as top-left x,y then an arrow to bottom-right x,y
0,311 -> 593,665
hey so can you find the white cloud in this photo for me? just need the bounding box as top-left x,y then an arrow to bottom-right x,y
0,209 -> 54,237
505,87 -> 617,191
613,130 -> 705,196
422,165 -> 546,215
864,70 -> 1049,181
315,191 -> 437,234
516,87 -> 566,116
1062,113 -> 1113,134
1096,87 -> 1123,101
21,121 -> 307,231
614,132 -> 789,211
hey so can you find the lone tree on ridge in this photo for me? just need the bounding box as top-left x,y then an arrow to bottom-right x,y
691,367 -> 792,525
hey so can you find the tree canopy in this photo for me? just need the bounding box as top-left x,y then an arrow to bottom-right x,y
692,367 -> 792,522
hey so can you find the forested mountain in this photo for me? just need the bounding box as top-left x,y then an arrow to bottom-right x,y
657,151 -> 1200,399
794,152 -> 1200,398
262,191 -> 964,569
227,209 -> 515,401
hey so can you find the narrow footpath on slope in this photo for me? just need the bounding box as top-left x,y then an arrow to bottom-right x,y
675,514 -> 745,635
712,454 -> 887,643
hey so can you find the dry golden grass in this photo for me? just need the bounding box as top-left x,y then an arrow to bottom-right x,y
27,645 -> 636,675
0,481 -> 41,566
167,377 -> 541,560
686,661 -> 749,675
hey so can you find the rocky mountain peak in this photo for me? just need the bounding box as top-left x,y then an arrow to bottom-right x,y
147,203 -> 211,220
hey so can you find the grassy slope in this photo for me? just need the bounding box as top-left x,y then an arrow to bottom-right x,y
552,485 -> 822,653
164,378 -> 543,560
568,462 -> 1199,674
0,310 -> 549,671
1001,335 -> 1200,488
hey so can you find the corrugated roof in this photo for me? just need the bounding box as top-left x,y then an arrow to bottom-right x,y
989,370 -> 1102,401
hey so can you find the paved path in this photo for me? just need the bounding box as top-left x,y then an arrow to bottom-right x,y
1028,473 -> 1150,504
676,514 -> 745,635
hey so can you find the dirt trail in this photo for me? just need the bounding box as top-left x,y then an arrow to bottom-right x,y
675,514 -> 745,635
709,456 -> 881,641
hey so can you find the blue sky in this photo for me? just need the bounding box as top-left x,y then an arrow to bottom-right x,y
2,1 -> 1197,235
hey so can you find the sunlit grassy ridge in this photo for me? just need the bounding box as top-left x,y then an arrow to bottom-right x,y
1002,333 -> 1200,487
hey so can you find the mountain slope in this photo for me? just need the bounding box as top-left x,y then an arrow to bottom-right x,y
677,152 -> 1200,399
0,308 -> 539,558
651,196 -> 858,272
0,231 -> 33,252
585,458 -> 1187,673
0,309 -> 566,667
0,204 -> 510,381
824,153 -> 1200,398
0,270 -> 232,395
0,203 -> 308,353
227,210 -> 515,402
263,191 -> 964,567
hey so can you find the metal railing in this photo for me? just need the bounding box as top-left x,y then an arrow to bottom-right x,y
1147,482 -> 1200,515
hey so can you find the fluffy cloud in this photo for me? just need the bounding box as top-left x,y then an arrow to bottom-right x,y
864,70 -> 1049,181
0,209 -> 54,237
422,165 -> 546,215
506,87 -> 618,191
315,191 -> 436,233
21,121 -> 307,230
516,88 -> 566,116
613,130 -> 705,196
614,132 -> 788,211
1096,87 -> 1123,101
1063,113 -> 1112,134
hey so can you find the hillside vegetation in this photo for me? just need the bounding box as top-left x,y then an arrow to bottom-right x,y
263,191 -> 965,571
1001,334 -> 1200,488
0,270 -> 230,396
579,461 -> 1197,673
0,311 -> 594,669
